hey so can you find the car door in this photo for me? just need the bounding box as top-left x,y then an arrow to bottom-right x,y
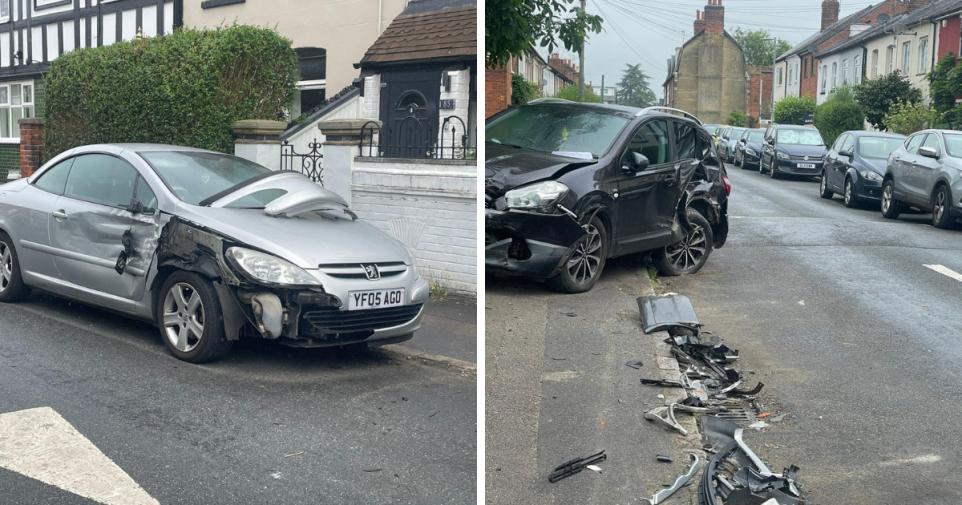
892,133 -> 924,199
47,153 -> 162,305
762,126 -> 776,168
833,134 -> 856,190
610,118 -> 675,253
909,132 -> 943,206
824,134 -> 846,189
14,157 -> 75,279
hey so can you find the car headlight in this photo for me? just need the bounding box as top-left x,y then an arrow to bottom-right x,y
746,148 -> 757,156
226,247 -> 321,286
776,151 -> 790,160
504,181 -> 569,213
860,170 -> 883,182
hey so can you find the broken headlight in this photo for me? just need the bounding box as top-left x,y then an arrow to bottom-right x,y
226,247 -> 321,286
504,181 -> 569,213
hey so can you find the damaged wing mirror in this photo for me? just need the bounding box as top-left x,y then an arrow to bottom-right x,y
126,199 -> 156,216
623,152 -> 650,173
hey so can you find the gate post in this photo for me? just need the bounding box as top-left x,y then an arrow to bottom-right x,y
316,119 -> 380,207
231,119 -> 286,170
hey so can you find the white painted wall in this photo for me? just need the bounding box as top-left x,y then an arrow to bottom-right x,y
773,54 -> 801,106
816,45 -> 864,104
862,20 -> 936,102
438,69 -> 470,158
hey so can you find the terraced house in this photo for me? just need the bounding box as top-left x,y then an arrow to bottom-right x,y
0,0 -> 181,180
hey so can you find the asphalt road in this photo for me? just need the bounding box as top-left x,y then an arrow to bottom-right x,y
661,164 -> 962,504
0,292 -> 476,504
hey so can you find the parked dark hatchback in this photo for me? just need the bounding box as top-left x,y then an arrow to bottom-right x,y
760,124 -> 827,178
819,131 -> 906,207
485,100 -> 730,293
734,128 -> 765,169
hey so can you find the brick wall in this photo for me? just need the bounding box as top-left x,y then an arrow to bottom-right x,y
351,158 -> 476,294
747,66 -> 773,123
486,64 -> 511,118
18,119 -> 43,177
938,16 -> 961,61
800,54 -> 819,98
0,144 -> 18,181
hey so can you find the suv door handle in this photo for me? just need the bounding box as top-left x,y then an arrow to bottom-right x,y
52,210 -> 67,220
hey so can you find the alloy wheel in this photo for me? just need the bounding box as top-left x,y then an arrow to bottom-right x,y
820,175 -> 827,193
881,184 -> 892,213
0,242 -> 11,294
162,282 -> 206,352
934,188 -> 946,223
844,180 -> 853,206
566,223 -> 602,284
664,223 -> 707,272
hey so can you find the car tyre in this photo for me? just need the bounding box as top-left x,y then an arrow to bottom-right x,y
547,214 -> 608,294
0,232 -> 29,303
655,209 -> 714,277
843,177 -> 858,208
769,161 -> 780,179
881,179 -> 902,219
932,184 -> 954,229
819,171 -> 833,199
157,271 -> 233,363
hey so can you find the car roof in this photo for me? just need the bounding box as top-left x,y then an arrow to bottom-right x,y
524,99 -> 703,125
70,143 -> 216,154
846,131 -> 905,138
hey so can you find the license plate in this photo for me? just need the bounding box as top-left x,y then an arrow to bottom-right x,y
798,163 -> 816,169
348,288 -> 405,310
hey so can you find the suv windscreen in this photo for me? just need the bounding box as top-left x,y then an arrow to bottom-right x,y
777,128 -> 824,146
943,133 -> 962,158
139,151 -> 271,205
486,105 -> 631,159
857,137 -> 905,159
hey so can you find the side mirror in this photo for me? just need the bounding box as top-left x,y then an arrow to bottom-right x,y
623,152 -> 650,172
839,149 -> 853,157
127,199 -> 155,215
919,146 -> 940,159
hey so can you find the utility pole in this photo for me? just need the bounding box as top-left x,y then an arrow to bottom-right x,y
578,0 -> 586,101
601,74 -> 605,104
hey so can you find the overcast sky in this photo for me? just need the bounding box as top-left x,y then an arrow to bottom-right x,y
542,0 -> 877,97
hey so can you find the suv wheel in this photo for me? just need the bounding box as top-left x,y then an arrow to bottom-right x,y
932,185 -> 954,229
881,179 -> 901,219
158,271 -> 233,363
547,215 -> 608,294
0,232 -> 28,303
655,209 -> 714,277
819,171 -> 833,199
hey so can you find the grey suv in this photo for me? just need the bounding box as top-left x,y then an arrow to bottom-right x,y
881,129 -> 962,228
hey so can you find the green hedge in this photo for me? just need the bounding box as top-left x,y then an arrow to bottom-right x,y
44,25 -> 298,157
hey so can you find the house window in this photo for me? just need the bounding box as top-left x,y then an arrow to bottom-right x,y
831,62 -> 837,88
871,49 -> 879,78
294,47 -> 326,117
886,45 -> 894,73
854,54 -> 861,84
842,59 -> 849,85
777,68 -> 782,85
0,82 -> 34,139
918,37 -> 929,73
821,65 -> 827,94
0,1 -> 9,22
901,41 -> 911,74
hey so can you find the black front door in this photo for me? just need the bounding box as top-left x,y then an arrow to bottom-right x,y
379,69 -> 441,158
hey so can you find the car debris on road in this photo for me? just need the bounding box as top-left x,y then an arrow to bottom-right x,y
548,450 -> 607,483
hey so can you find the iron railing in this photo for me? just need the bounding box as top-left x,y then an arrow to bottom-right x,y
360,115 -> 476,160
280,139 -> 324,184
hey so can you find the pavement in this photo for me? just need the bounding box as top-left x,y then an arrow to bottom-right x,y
485,257 -> 704,504
660,164 -> 962,504
400,294 -> 477,365
0,290 -> 476,504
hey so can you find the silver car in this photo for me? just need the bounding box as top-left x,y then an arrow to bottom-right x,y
882,130 -> 962,228
0,144 -> 429,362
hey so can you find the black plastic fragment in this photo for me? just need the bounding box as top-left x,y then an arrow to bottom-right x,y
548,450 -> 606,483
656,454 -> 673,463
625,360 -> 644,369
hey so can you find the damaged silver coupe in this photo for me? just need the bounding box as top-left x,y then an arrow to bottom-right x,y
0,144 -> 429,362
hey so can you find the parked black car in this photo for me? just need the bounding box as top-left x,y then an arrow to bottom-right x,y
819,131 -> 906,207
718,127 -> 746,163
733,128 -> 765,170
485,100 -> 730,293
760,124 -> 827,179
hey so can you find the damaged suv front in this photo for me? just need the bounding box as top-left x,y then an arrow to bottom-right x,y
486,100 -> 729,293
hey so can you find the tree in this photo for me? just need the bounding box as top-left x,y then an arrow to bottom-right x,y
883,101 -> 940,135
773,96 -> 816,124
512,74 -> 540,105
557,83 -> 602,102
486,0 -> 603,67
615,64 -> 656,107
733,28 -> 792,66
728,110 -> 748,127
813,87 -> 864,146
928,54 -> 962,129
853,72 -> 922,130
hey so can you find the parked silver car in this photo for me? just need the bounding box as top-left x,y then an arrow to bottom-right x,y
0,144 -> 429,362
882,130 -> 962,228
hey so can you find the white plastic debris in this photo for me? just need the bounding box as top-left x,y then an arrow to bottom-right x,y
586,464 -> 603,473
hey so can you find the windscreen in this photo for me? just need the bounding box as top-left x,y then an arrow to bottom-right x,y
857,137 -> 905,159
486,105 -> 631,159
777,128 -> 824,146
748,131 -> 765,142
139,151 -> 271,205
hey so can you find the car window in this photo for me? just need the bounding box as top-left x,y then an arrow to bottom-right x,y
921,133 -> 940,154
674,121 -> 696,160
841,135 -> 856,153
905,133 -> 925,154
942,133 -> 962,157
133,176 -> 158,213
485,105 -> 631,158
857,137 -> 905,159
747,130 -> 764,142
33,158 -> 74,195
64,154 -> 138,208
139,151 -> 272,205
623,119 -> 670,166
830,134 -> 846,152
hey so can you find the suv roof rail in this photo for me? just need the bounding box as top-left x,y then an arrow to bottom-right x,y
638,106 -> 702,125
529,97 -> 574,104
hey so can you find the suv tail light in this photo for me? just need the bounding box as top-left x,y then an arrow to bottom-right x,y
722,174 -> 732,196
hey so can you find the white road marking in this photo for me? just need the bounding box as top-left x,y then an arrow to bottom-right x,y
923,264 -> 962,283
879,454 -> 942,466
0,407 -> 159,505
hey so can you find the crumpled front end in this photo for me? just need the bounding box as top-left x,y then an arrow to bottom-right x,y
485,208 -> 586,279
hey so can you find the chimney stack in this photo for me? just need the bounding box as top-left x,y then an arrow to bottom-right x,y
821,0 -> 840,31
693,10 -> 705,33
704,0 -> 725,34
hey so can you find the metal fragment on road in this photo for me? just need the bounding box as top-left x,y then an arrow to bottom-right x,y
644,453 -> 701,505
637,294 -> 701,335
645,405 -> 688,435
